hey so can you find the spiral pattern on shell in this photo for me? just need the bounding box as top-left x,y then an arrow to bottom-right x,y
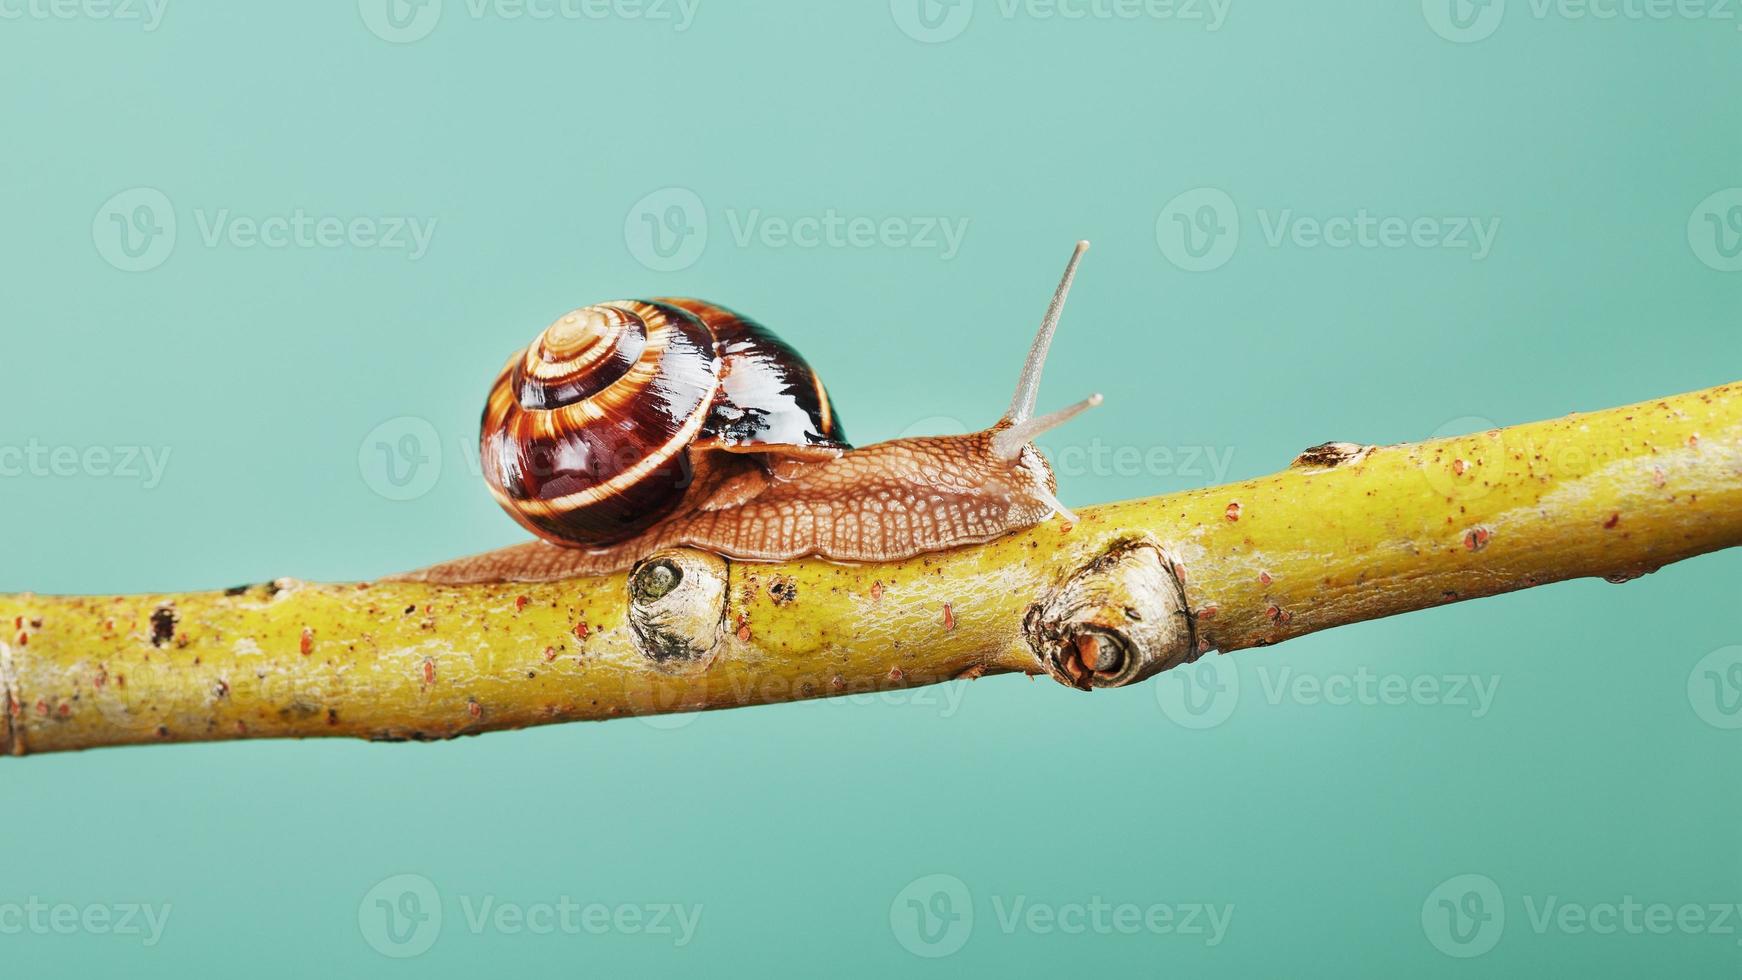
481,299 -> 846,548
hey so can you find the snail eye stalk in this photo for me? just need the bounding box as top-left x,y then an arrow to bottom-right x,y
1006,239 -> 1090,425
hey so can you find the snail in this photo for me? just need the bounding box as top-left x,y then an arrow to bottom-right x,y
399,242 -> 1102,585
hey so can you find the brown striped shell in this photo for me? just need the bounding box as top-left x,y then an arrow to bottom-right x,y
481,299 -> 847,548
399,242 -> 1098,584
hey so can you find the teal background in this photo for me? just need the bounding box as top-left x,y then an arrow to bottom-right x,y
2,1 -> 1740,975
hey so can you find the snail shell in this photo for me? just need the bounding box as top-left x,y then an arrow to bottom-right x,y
481,299 -> 847,547
400,242 -> 1098,585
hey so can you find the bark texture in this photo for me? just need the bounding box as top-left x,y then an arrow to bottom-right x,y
3,380 -> 1738,756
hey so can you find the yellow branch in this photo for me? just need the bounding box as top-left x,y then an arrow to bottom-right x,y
4,380 -> 1739,756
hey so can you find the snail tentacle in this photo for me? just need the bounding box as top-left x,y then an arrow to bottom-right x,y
991,393 -> 1104,461
1006,239 -> 1089,425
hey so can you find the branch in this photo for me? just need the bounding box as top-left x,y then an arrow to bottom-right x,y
4,380 -> 1739,756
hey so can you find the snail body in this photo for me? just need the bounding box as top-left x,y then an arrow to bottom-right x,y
403,243 -> 1099,584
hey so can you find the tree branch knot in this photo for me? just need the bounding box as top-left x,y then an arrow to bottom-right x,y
626,549 -> 730,669
1024,539 -> 1196,690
